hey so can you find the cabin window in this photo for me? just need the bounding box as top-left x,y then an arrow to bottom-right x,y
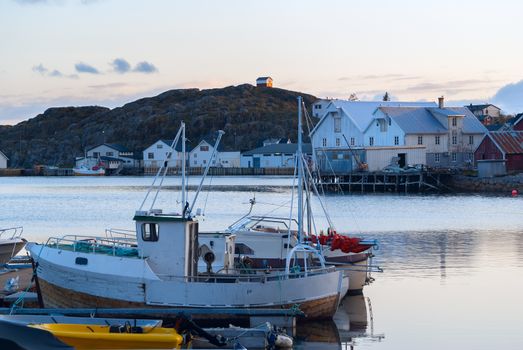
435,136 -> 440,145
469,135 -> 474,145
322,138 -> 327,147
452,117 -> 457,126
148,152 -> 154,159
106,152 -> 114,157
417,136 -> 423,145
350,137 -> 355,146
369,137 -> 374,146
394,136 -> 399,145
142,223 -> 159,241
93,152 -> 100,158
200,145 -> 209,151
451,153 -> 457,162
452,131 -> 457,145
157,144 -> 163,149
434,153 -> 440,163
336,138 -> 340,147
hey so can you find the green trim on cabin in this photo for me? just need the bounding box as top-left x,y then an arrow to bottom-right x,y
133,215 -> 189,222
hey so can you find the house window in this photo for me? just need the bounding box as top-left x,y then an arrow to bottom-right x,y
350,137 -> 355,146
451,153 -> 457,162
200,145 -> 209,152
434,153 -> 440,163
93,152 -> 100,158
148,152 -> 154,159
336,138 -> 340,147
388,118 -> 391,126
334,117 -> 341,133
194,153 -> 197,158
394,136 -> 399,145
452,132 -> 457,145
194,160 -> 197,165
380,120 -> 387,132
417,136 -> 423,145
485,109 -> 489,115
157,144 -> 163,149
203,160 -> 207,164
369,137 -> 374,146
469,135 -> 474,145
322,138 -> 327,147
106,152 -> 113,157
435,136 -> 440,145
452,117 -> 457,127
141,223 -> 159,242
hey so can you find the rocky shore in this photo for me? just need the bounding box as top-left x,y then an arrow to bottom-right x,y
450,174 -> 523,193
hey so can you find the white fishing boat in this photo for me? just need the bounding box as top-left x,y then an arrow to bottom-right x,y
28,117 -> 344,320
0,227 -> 26,265
72,164 -> 105,176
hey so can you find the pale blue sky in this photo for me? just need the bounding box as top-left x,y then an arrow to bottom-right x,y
1,0 -> 523,124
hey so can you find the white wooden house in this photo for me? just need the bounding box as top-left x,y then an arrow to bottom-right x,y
188,140 -> 240,168
143,139 -> 184,168
310,100 -> 436,172
241,143 -> 312,168
87,143 -> 139,168
0,150 -> 8,169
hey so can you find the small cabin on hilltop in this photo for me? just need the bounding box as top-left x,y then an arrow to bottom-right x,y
256,76 -> 273,88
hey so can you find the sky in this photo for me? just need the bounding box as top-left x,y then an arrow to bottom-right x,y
1,0 -> 523,125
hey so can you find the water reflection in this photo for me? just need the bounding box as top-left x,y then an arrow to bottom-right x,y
296,294 -> 384,349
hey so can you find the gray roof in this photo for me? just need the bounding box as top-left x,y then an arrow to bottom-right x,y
429,107 -> 487,134
311,100 -> 437,135
379,107 -> 447,134
87,143 -> 130,153
378,106 -> 487,134
242,143 -> 312,156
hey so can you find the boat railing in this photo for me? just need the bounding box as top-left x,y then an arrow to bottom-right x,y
44,235 -> 142,258
104,228 -> 137,242
156,265 -> 336,283
0,226 -> 24,240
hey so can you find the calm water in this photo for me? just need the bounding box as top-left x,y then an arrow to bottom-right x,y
1,176 -> 523,349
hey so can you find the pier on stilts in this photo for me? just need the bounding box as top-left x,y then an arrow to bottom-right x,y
315,171 -> 451,194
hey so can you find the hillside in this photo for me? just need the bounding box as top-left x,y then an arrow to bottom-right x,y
0,84 -> 317,167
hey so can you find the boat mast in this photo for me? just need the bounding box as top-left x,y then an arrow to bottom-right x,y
181,122 -> 186,216
297,96 -> 304,242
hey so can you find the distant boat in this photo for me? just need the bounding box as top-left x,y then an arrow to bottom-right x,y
0,227 -> 26,265
73,164 -> 105,176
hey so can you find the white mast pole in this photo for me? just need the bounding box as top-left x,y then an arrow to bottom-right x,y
297,96 -> 303,242
181,122 -> 186,216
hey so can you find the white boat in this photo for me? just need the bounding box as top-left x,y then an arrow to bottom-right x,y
0,227 -> 26,265
28,117 -> 344,320
73,164 -> 105,176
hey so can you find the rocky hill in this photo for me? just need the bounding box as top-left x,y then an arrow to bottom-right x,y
0,84 -> 317,167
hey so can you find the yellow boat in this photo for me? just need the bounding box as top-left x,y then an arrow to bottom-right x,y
29,323 -> 184,349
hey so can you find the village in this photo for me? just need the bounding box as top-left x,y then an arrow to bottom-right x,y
1,77 -> 522,191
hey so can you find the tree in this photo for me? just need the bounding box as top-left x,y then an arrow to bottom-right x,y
348,93 -> 359,101
383,92 -> 390,101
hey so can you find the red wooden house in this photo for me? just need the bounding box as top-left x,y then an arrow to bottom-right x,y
475,131 -> 523,172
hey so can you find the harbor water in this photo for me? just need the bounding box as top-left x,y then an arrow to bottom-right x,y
1,176 -> 523,349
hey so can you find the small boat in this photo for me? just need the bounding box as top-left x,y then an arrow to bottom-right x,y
28,323 -> 183,349
0,227 -> 26,266
73,164 -> 105,176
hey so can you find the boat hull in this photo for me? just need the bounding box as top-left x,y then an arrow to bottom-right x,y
30,243 -> 343,320
38,279 -> 340,321
0,239 -> 26,265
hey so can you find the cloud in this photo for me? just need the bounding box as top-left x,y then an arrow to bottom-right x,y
32,63 -> 78,79
110,58 -> 131,74
492,80 -> 523,113
88,82 -> 128,89
13,0 -> 101,4
75,62 -> 100,74
32,64 -> 48,75
133,61 -> 158,74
